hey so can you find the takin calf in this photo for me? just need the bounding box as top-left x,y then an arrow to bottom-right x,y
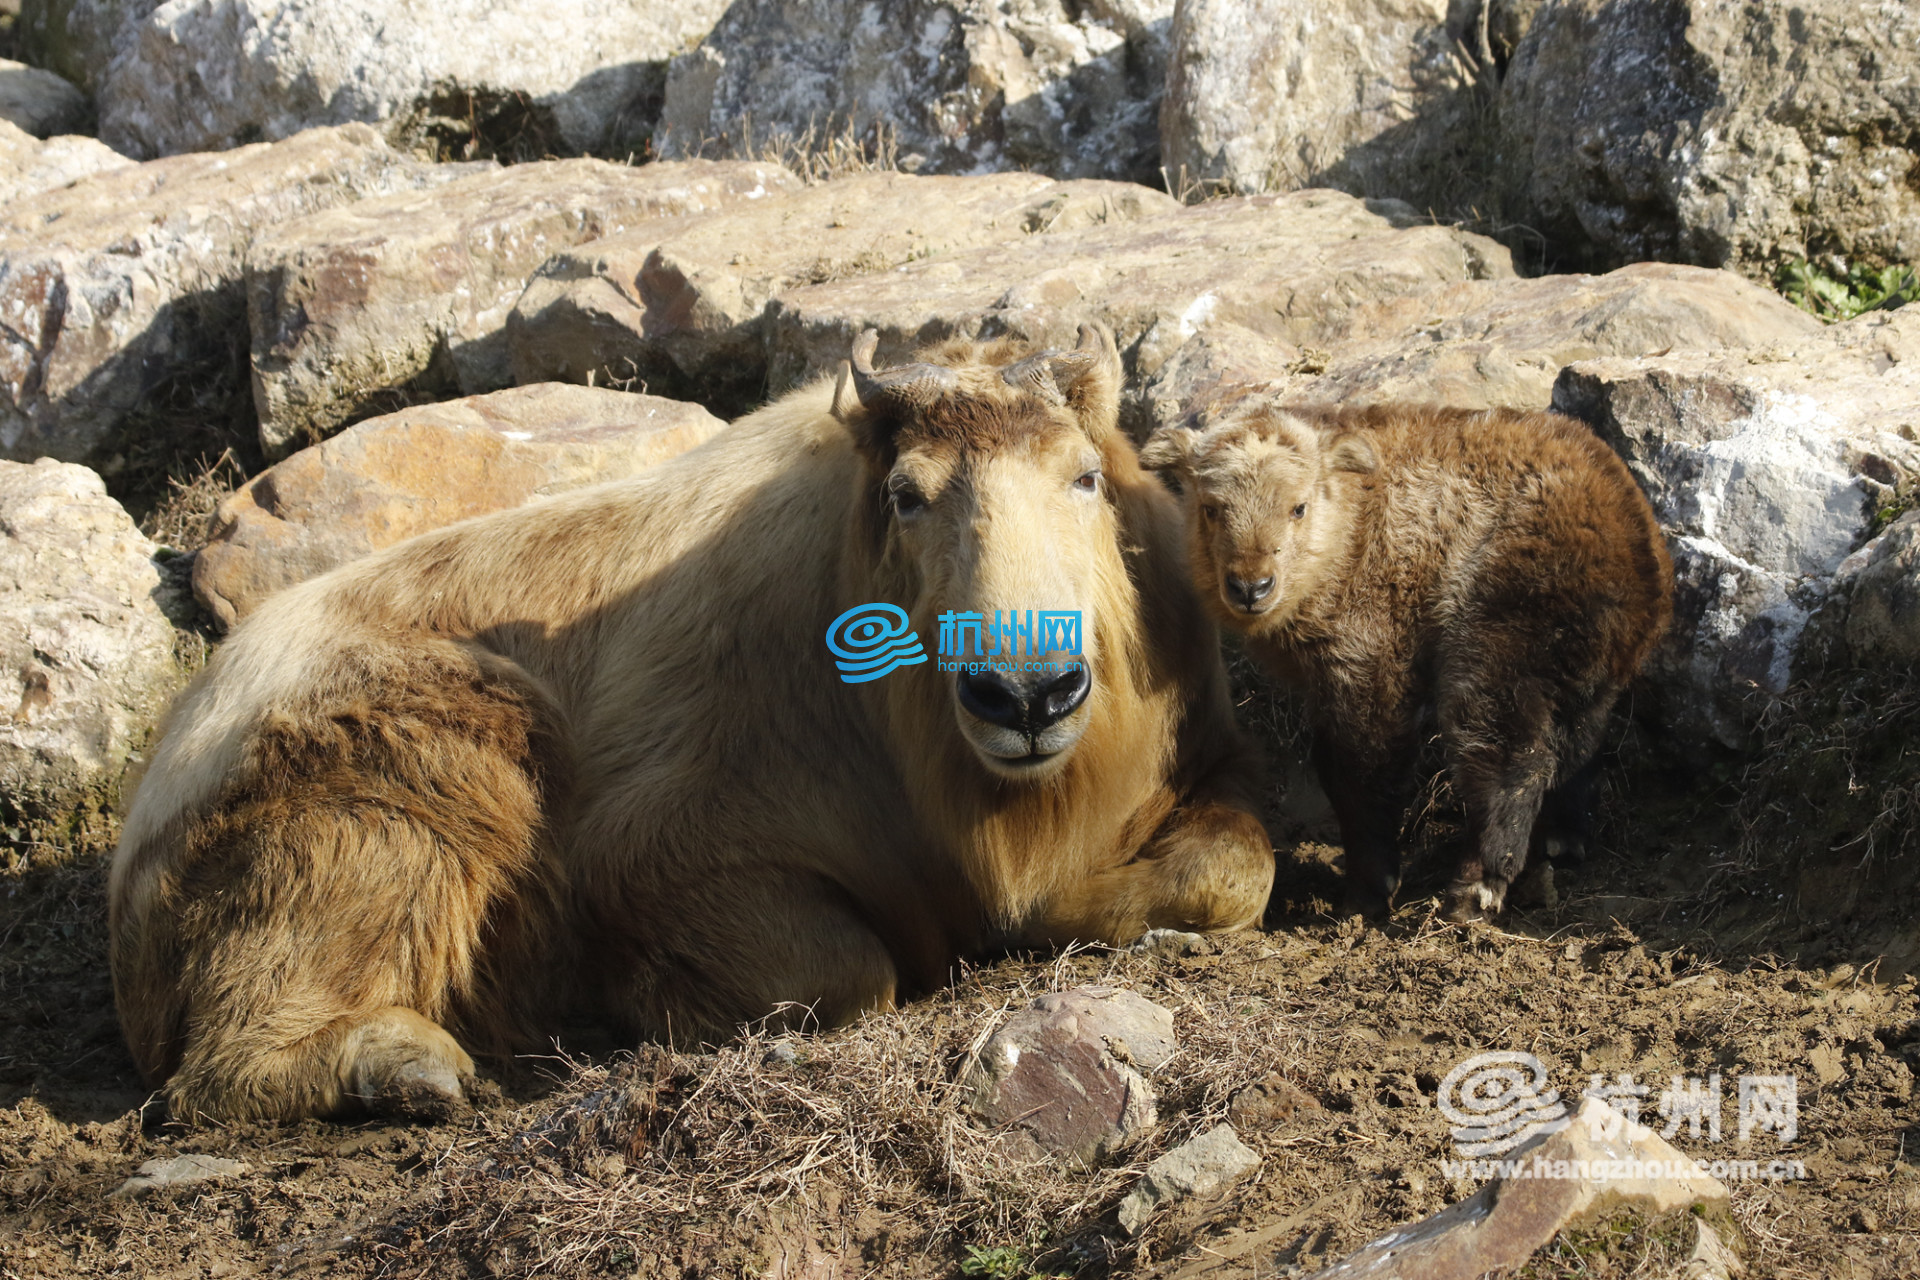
1141,401 -> 1672,921
110,326 -> 1276,1123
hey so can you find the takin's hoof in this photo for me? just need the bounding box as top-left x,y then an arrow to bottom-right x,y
1539,833 -> 1590,866
1442,879 -> 1507,924
340,1007 -> 478,1122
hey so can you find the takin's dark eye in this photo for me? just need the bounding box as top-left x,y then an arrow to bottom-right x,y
889,480 -> 927,517
1073,469 -> 1101,493
1200,503 -> 1219,521
1291,502 -> 1307,519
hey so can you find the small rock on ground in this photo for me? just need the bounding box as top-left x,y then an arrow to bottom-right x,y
1117,1123 -> 1261,1235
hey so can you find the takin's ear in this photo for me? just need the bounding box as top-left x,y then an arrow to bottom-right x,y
1063,322 -> 1124,446
1001,323 -> 1125,447
1323,431 -> 1378,476
1137,425 -> 1196,476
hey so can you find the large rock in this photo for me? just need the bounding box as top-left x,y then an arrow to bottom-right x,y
0,123 -> 456,472
0,458 -> 184,823
14,0 -> 158,96
1138,262 -> 1821,437
0,57 -> 91,136
507,171 -> 1174,415
1307,1097 -> 1730,1280
1501,0 -> 1920,275
193,384 -> 724,629
1293,262 -> 1824,411
0,117 -> 132,206
765,189 -> 1514,415
1553,306 -> 1920,748
247,157 -> 797,458
963,986 -> 1176,1167
95,0 -> 731,161
658,0 -> 1174,184
1159,0 -> 1473,202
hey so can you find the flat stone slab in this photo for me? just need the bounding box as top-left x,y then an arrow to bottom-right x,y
248,157 -> 798,455
507,170 -> 1170,414
110,1154 -> 249,1199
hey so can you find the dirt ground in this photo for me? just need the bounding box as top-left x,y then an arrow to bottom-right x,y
4,664 -> 1920,1279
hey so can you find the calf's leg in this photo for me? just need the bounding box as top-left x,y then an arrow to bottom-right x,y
1314,720 -> 1421,917
1437,661 -> 1564,922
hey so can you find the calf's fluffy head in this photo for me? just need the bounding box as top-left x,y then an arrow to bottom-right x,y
1140,404 -> 1375,629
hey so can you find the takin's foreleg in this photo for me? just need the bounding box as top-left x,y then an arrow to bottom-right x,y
112,647 -> 565,1123
1029,745 -> 1275,945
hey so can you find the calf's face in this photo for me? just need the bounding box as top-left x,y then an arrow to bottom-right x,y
835,328 -> 1127,779
1141,408 -> 1375,629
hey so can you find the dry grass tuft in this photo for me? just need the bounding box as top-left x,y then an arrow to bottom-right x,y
139,448 -> 248,553
668,113 -> 904,185
385,947 -> 1301,1278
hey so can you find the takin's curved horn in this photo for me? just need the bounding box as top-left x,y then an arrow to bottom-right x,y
1001,324 -> 1106,405
846,329 -> 956,412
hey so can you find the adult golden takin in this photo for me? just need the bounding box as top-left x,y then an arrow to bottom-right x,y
110,326 -> 1275,1123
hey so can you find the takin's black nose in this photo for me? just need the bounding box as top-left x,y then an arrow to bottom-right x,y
1226,575 -> 1276,611
956,666 -> 1092,734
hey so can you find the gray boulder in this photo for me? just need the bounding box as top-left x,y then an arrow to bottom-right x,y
0,459 -> 185,825
1501,0 -> 1920,275
0,57 -> 92,137
1159,0 -> 1474,202
1140,262 -> 1822,438
658,0 -> 1174,184
507,170 -> 1172,414
1296,262 -> 1824,411
0,123 -> 456,472
1827,510 -> 1920,669
95,0 -> 729,160
1553,306 -> 1920,747
247,157 -> 797,457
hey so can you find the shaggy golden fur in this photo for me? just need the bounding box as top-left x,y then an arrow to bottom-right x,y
1141,401 -> 1672,921
110,328 -> 1275,1123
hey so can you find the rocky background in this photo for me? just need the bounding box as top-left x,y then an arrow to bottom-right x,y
1,2 -> 1919,1278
